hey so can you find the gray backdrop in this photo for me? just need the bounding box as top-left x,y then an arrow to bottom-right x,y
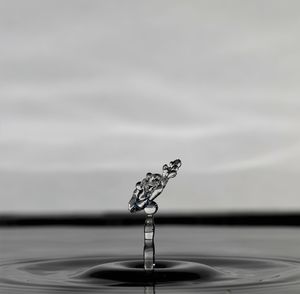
1,0 -> 299,213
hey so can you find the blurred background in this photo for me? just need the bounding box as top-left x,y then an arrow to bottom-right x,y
0,0 -> 299,214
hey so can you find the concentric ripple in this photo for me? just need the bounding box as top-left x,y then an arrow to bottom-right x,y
2,255 -> 300,293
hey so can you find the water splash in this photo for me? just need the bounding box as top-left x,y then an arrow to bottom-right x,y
128,159 -> 182,213
128,159 -> 182,271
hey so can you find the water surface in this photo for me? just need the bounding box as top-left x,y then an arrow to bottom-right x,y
1,226 -> 300,293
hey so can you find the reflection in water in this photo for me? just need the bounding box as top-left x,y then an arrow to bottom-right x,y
145,284 -> 230,294
144,284 -> 155,294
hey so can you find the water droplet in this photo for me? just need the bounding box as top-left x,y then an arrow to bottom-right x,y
144,203 -> 158,215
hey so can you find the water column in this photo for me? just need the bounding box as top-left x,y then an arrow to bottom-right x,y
143,202 -> 158,271
128,159 -> 182,272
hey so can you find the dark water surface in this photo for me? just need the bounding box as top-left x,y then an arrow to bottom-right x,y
1,226 -> 300,293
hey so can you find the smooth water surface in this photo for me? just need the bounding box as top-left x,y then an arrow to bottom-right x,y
1,226 -> 300,293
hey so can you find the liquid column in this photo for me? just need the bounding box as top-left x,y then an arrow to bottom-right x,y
143,203 -> 158,272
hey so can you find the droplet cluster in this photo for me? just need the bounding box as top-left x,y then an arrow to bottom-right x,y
128,159 -> 182,213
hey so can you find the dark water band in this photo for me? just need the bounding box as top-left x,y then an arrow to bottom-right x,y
1,213 -> 300,226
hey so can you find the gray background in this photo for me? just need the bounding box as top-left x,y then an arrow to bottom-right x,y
1,0 -> 299,213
